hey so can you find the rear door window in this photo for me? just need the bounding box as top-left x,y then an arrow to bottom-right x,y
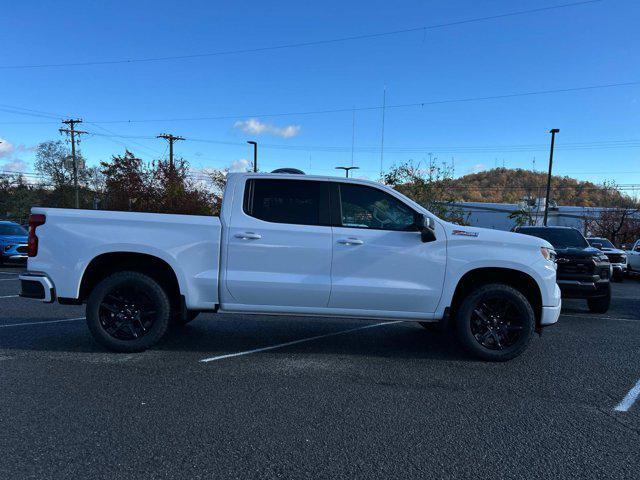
244,179 -> 329,226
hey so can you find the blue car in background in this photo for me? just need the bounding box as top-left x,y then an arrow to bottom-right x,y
0,221 -> 29,265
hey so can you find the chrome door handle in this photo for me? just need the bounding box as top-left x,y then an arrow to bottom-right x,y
235,232 -> 262,240
338,238 -> 364,246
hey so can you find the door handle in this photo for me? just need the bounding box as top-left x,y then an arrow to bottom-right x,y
235,232 -> 262,240
338,237 -> 364,246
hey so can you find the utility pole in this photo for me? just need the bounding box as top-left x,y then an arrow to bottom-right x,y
335,166 -> 359,178
543,128 -> 560,226
351,108 -> 356,167
247,141 -> 258,172
59,119 -> 87,209
157,133 -> 185,171
380,85 -> 386,176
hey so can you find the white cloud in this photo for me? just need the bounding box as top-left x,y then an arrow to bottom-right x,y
1,158 -> 28,173
233,118 -> 301,138
466,163 -> 486,174
0,138 -> 34,159
229,158 -> 252,172
0,138 -> 14,158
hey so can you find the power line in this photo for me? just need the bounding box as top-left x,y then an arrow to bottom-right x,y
0,1 -> 605,70
66,80 -> 640,124
2,79 -> 639,126
82,130 -> 640,153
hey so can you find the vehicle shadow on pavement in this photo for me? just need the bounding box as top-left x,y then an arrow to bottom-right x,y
159,318 -> 472,362
0,315 -> 473,362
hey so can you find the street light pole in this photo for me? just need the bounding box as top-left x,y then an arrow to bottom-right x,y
247,141 -> 257,172
543,128 -> 560,226
335,166 -> 359,178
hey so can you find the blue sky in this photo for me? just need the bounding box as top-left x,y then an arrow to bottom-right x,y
1,0 -> 639,193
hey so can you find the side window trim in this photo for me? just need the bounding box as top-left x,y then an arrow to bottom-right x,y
330,182 -> 419,232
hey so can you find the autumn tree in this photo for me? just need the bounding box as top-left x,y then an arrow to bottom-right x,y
380,160 -> 467,224
100,150 -> 151,211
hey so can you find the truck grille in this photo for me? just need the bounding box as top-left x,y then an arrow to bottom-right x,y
557,260 -> 595,276
606,253 -> 625,264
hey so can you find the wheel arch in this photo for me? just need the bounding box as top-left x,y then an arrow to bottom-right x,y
78,252 -> 182,305
447,267 -> 543,331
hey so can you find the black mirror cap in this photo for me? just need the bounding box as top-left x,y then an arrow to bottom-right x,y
416,213 -> 437,243
421,228 -> 437,243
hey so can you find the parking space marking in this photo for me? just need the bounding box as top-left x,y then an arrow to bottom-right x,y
0,295 -> 19,299
0,317 -> 85,328
200,320 -> 403,363
0,272 -> 20,276
0,278 -> 19,282
560,313 -> 638,323
614,378 -> 640,412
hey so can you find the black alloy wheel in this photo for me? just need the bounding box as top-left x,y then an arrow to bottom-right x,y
455,283 -> 535,361
98,287 -> 157,340
86,271 -> 171,352
470,297 -> 524,350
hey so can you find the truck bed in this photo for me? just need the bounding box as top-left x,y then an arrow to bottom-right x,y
28,208 -> 222,310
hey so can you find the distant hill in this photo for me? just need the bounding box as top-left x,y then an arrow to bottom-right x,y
440,168 -> 629,207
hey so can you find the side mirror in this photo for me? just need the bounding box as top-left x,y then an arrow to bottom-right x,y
416,214 -> 437,243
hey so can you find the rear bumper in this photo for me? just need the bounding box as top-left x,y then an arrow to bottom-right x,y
19,273 -> 55,303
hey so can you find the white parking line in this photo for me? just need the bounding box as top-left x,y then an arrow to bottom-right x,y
0,278 -> 19,282
200,320 -> 403,363
0,295 -> 19,299
560,313 -> 638,323
614,379 -> 640,412
0,272 -> 20,275
0,317 -> 85,328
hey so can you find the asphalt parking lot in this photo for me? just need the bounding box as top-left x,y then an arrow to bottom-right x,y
1,263 -> 639,479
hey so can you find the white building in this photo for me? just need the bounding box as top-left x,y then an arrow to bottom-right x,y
449,198 -> 639,233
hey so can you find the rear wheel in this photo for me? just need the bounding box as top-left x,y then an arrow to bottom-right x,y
86,271 -> 171,352
587,284 -> 611,313
454,283 -> 535,362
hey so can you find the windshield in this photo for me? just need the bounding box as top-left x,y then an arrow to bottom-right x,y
588,238 -> 614,249
519,228 -> 589,249
0,224 -> 28,236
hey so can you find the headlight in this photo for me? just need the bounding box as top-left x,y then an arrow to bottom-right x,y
540,247 -> 555,261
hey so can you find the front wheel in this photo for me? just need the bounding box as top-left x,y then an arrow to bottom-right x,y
86,271 -> 171,352
454,283 -> 535,362
587,284 -> 611,313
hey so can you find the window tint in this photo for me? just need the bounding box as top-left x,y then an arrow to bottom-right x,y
245,179 -> 327,226
337,183 -> 417,231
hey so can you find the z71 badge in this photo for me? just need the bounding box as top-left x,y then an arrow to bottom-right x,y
452,230 -> 479,237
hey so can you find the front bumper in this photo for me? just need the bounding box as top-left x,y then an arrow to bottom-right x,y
19,273 -> 55,303
2,244 -> 28,262
541,301 -> 561,326
611,263 -> 627,273
557,279 -> 609,299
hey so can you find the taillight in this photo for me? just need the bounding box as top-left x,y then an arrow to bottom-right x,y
28,213 -> 46,257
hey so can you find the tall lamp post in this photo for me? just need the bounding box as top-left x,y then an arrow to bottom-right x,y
543,128 -> 560,226
247,141 -> 258,172
335,166 -> 359,178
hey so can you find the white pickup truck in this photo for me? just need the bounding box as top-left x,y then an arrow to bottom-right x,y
20,172 -> 561,361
